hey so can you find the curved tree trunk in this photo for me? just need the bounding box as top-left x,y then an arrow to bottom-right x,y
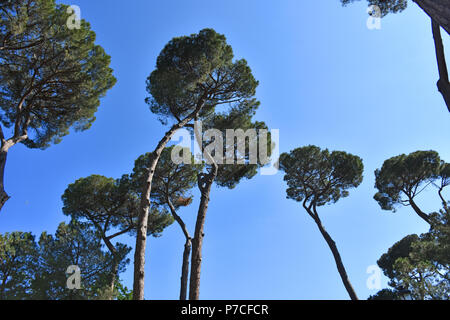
409,197 -> 432,226
438,187 -> 448,210
102,236 -> 120,300
431,20 -> 450,113
308,206 -> 358,300
412,0 -> 450,112
0,111 -> 29,213
133,98 -> 206,300
167,198 -> 192,300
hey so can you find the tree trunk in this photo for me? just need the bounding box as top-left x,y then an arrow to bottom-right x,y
101,235 -> 119,300
412,1 -> 450,113
180,239 -> 192,300
0,148 -> 9,212
133,98 -> 206,300
0,122 -> 28,213
167,198 -> 192,300
108,258 -> 119,299
188,169 -> 217,300
431,20 -> 450,113
409,197 -> 432,226
439,187 -> 448,210
309,208 -> 358,300
413,0 -> 450,35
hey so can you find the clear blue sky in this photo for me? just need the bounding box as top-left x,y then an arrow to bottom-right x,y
1,0 -> 449,299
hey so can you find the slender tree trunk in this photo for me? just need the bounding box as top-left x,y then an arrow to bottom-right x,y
102,236 -> 119,300
108,258 -> 119,299
308,207 -> 358,300
431,20 -> 450,112
0,148 -> 10,212
439,187 -> 448,209
167,198 -> 192,300
188,120 -> 218,300
180,239 -> 192,300
189,168 -> 217,300
413,0 -> 450,35
133,98 -> 206,300
411,0 -> 450,112
0,121 -> 28,212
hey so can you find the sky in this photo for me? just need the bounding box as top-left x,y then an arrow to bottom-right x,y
1,0 -> 450,300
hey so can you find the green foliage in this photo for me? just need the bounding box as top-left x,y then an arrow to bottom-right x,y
115,279 -> 133,300
202,98 -> 272,189
0,231 -> 37,299
132,146 -> 201,209
146,28 -> 258,124
279,145 -> 364,207
0,221 -> 129,300
0,0 -> 53,49
0,0 -> 116,148
32,221 -> 124,300
374,150 -> 444,212
62,174 -> 127,225
368,288 -> 400,300
375,207 -> 450,300
378,234 -> 420,279
62,174 -> 173,238
340,0 -> 408,16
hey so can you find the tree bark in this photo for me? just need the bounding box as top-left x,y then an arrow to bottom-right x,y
411,1 -> 450,112
409,197 -> 432,226
438,187 -> 448,210
187,120 -> 219,300
167,198 -> 192,300
413,0 -> 450,35
102,236 -> 119,300
188,168 -> 217,300
132,97 -> 207,300
307,205 -> 358,300
180,239 -> 192,300
0,148 -> 10,212
0,121 -> 28,212
431,20 -> 450,113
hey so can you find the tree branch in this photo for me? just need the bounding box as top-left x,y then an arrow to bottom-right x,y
431,20 -> 450,113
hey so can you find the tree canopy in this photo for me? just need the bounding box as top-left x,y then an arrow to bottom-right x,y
374,150 -> 448,225
373,207 -> 450,299
146,28 -> 258,124
0,221 -> 129,300
0,0 -> 116,211
200,98 -> 271,189
279,145 -> 364,207
62,174 -> 173,240
0,231 -> 37,299
0,0 -> 116,149
132,146 -> 200,209
61,174 -> 173,298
